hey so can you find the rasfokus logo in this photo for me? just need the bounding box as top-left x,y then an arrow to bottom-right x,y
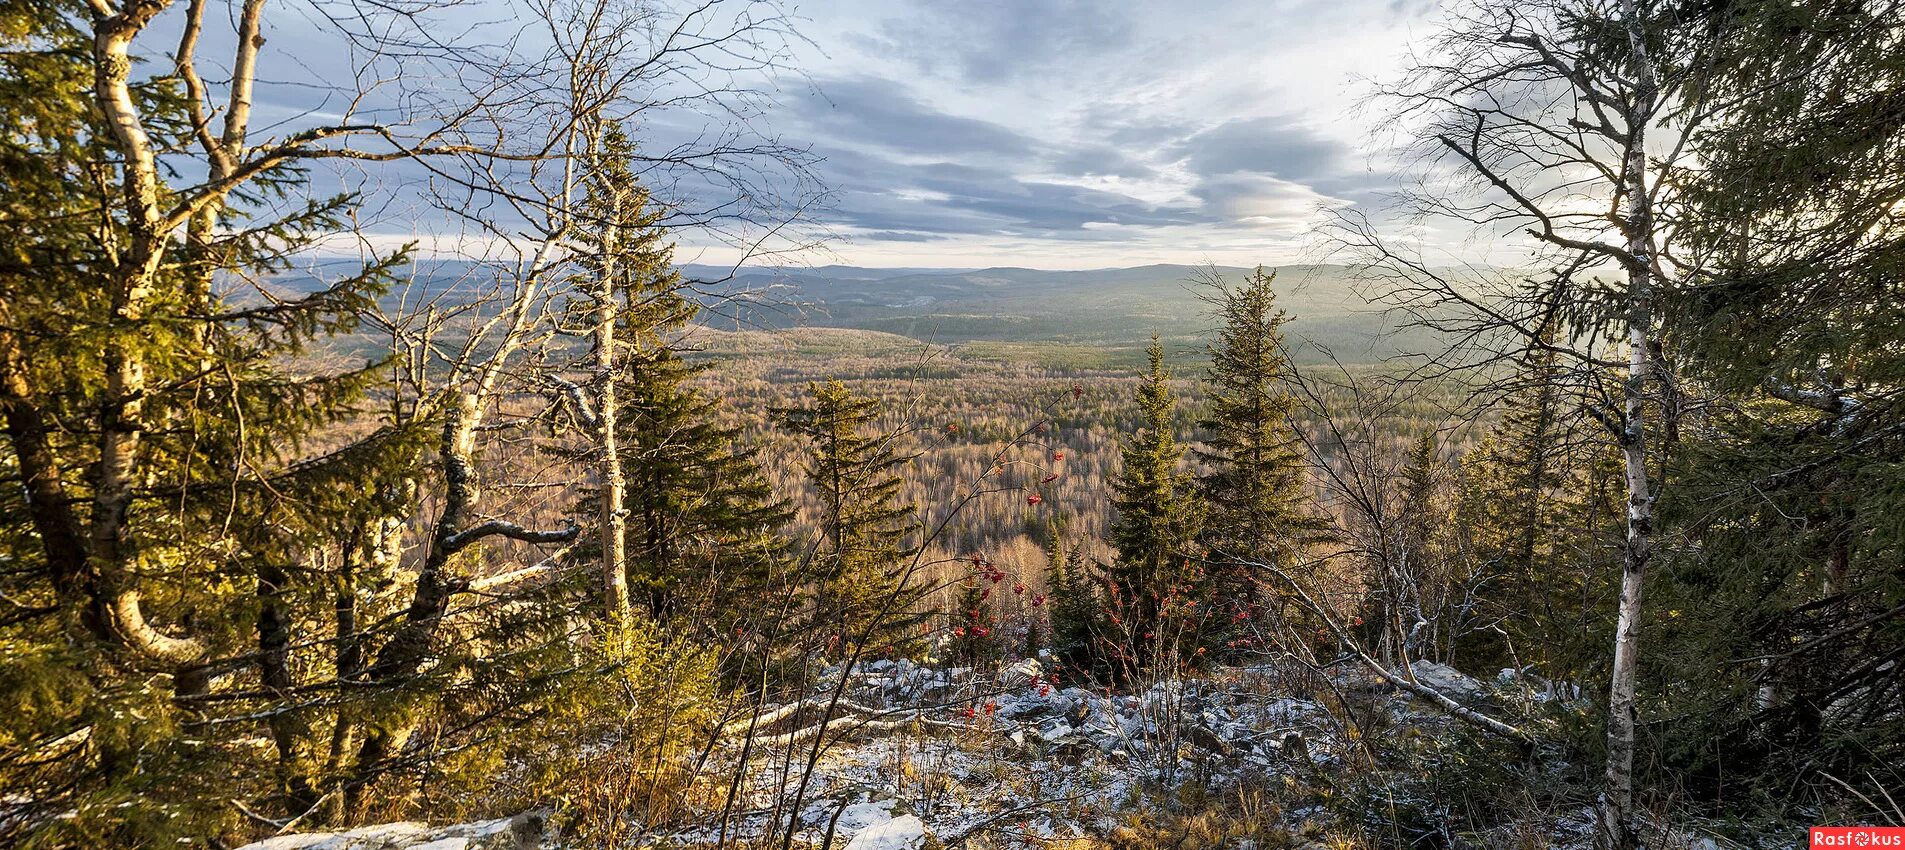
1812,827 -> 1905,847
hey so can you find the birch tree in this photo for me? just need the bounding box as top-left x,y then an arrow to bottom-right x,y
1333,0 -> 1707,843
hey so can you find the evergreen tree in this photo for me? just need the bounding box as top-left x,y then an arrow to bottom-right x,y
0,0 -> 416,835
949,572 -> 998,667
772,380 -> 922,655
1104,335 -> 1203,676
558,124 -> 792,630
1645,0 -> 1905,802
1455,337 -> 1621,678
1041,513 -> 1098,678
1194,267 -> 1329,655
1373,432 -> 1447,663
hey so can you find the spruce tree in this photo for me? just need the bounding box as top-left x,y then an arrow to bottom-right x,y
558,124 -> 792,630
1105,335 -> 1203,676
0,0 -> 415,834
949,573 -> 997,668
772,380 -> 922,655
1042,513 -> 1099,680
1194,267 -> 1328,654
1455,335 -> 1619,677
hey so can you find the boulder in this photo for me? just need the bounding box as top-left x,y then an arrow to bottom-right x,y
236,811 -> 545,850
1000,658 -> 1043,687
831,801 -> 897,833
1408,660 -> 1485,699
844,815 -> 931,850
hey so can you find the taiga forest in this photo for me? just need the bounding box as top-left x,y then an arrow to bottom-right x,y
0,0 -> 1900,848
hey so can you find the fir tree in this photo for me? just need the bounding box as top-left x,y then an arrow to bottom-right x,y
772,380 -> 922,655
558,124 -> 791,629
1194,267 -> 1329,655
1105,335 -> 1203,675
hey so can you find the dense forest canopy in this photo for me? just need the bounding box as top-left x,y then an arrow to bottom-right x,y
0,0 -> 1900,848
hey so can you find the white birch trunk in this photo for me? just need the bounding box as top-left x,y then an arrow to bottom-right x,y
595,182 -> 630,620
1598,4 -> 1660,847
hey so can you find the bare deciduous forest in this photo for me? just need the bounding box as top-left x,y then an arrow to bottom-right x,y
2,0 -> 1901,848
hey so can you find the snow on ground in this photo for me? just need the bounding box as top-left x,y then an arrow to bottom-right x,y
241,655 -> 1627,850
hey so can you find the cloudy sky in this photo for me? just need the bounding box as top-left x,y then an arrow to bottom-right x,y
218,0 -> 1448,269
752,0 -> 1440,268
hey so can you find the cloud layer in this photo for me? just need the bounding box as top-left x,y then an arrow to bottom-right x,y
216,0 -> 1436,267
757,0 -> 1432,266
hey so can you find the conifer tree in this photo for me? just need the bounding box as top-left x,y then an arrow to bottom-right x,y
1455,333 -> 1619,676
1042,513 -> 1098,676
1373,432 -> 1447,663
950,574 -> 997,667
1194,267 -> 1329,654
0,0 -> 418,833
558,124 -> 791,628
1105,335 -> 1203,674
773,380 -> 922,654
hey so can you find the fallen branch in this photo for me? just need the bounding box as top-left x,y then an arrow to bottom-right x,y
1228,551 -> 1535,744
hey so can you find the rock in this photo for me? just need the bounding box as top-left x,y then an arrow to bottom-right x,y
997,693 -> 1052,721
832,801 -> 896,833
437,813 -> 545,850
1185,723 -> 1233,756
1408,660 -> 1485,699
844,815 -> 930,850
236,812 -> 545,850
1036,717 -> 1074,740
237,823 -> 434,850
1278,731 -> 1311,762
1001,657 -> 1043,687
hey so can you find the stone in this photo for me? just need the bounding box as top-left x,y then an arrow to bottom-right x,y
844,815 -> 930,850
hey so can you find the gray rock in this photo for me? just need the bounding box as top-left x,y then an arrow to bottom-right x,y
1408,660 -> 1485,699
236,811 -> 546,850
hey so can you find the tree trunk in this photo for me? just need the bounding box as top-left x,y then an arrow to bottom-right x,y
595,177 -> 630,621
258,561 -> 319,816
1598,7 -> 1659,846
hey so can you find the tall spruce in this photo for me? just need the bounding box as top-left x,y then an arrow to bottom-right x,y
558,125 -> 792,630
1106,335 -> 1203,674
1646,0 -> 1905,800
773,380 -> 921,654
1194,268 -> 1327,652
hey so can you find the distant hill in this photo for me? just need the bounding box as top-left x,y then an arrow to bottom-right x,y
681,262 -> 1439,364
275,259 -> 1444,367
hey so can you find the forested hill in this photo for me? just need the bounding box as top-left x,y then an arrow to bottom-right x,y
273,260 -> 1439,365
683,263 -> 1442,362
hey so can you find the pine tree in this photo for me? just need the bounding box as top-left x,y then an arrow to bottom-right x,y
1105,335 -> 1203,676
772,380 -> 922,655
1194,267 -> 1329,654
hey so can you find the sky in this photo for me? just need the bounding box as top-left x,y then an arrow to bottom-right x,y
749,0 -> 1441,268
210,0 -> 1451,269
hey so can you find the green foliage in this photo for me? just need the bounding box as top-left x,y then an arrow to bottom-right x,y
1453,341 -> 1623,680
1101,336 -> 1205,679
773,379 -> 924,655
1194,268 -> 1332,657
558,124 -> 792,630
1042,514 -> 1101,679
1637,0 -> 1905,810
949,572 -> 999,667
